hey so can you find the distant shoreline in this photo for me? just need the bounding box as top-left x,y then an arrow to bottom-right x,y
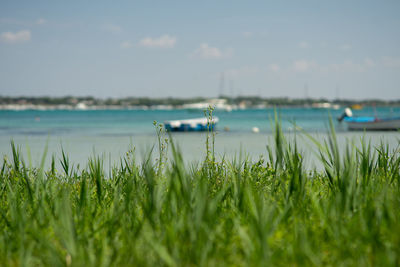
1,96 -> 400,111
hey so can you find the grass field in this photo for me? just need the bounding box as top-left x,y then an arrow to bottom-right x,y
1,119 -> 400,266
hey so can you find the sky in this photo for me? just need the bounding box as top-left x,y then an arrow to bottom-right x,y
0,0 -> 400,100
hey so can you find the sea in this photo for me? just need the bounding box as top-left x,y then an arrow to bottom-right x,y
1,107 -> 399,170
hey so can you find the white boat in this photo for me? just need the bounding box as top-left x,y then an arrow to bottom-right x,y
338,108 -> 400,131
164,117 -> 219,132
181,99 -> 235,112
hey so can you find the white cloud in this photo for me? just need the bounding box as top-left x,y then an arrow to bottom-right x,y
382,57 -> 400,68
292,60 -> 317,72
268,64 -> 280,72
139,35 -> 176,48
0,30 -> 31,44
364,58 -> 375,68
36,18 -> 47,25
339,44 -> 352,51
103,24 -> 122,34
120,41 -> 133,49
194,43 -> 221,58
192,43 -> 233,59
298,41 -> 309,48
242,31 -> 253,38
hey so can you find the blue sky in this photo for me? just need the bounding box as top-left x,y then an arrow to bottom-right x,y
1,0 -> 400,99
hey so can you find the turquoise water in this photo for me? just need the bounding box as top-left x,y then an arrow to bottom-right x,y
1,107 -> 399,136
1,107 -> 399,168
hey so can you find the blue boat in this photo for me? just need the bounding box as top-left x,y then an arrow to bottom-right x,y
338,108 -> 400,131
164,117 -> 219,132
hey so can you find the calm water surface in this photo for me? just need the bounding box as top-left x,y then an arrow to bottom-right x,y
1,107 -> 399,168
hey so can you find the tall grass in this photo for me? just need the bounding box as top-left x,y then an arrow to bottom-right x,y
0,120 -> 400,266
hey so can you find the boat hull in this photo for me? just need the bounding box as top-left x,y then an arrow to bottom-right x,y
164,117 -> 219,132
345,118 -> 400,131
165,124 -> 216,132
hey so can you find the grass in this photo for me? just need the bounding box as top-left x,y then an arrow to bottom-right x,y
0,119 -> 400,266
